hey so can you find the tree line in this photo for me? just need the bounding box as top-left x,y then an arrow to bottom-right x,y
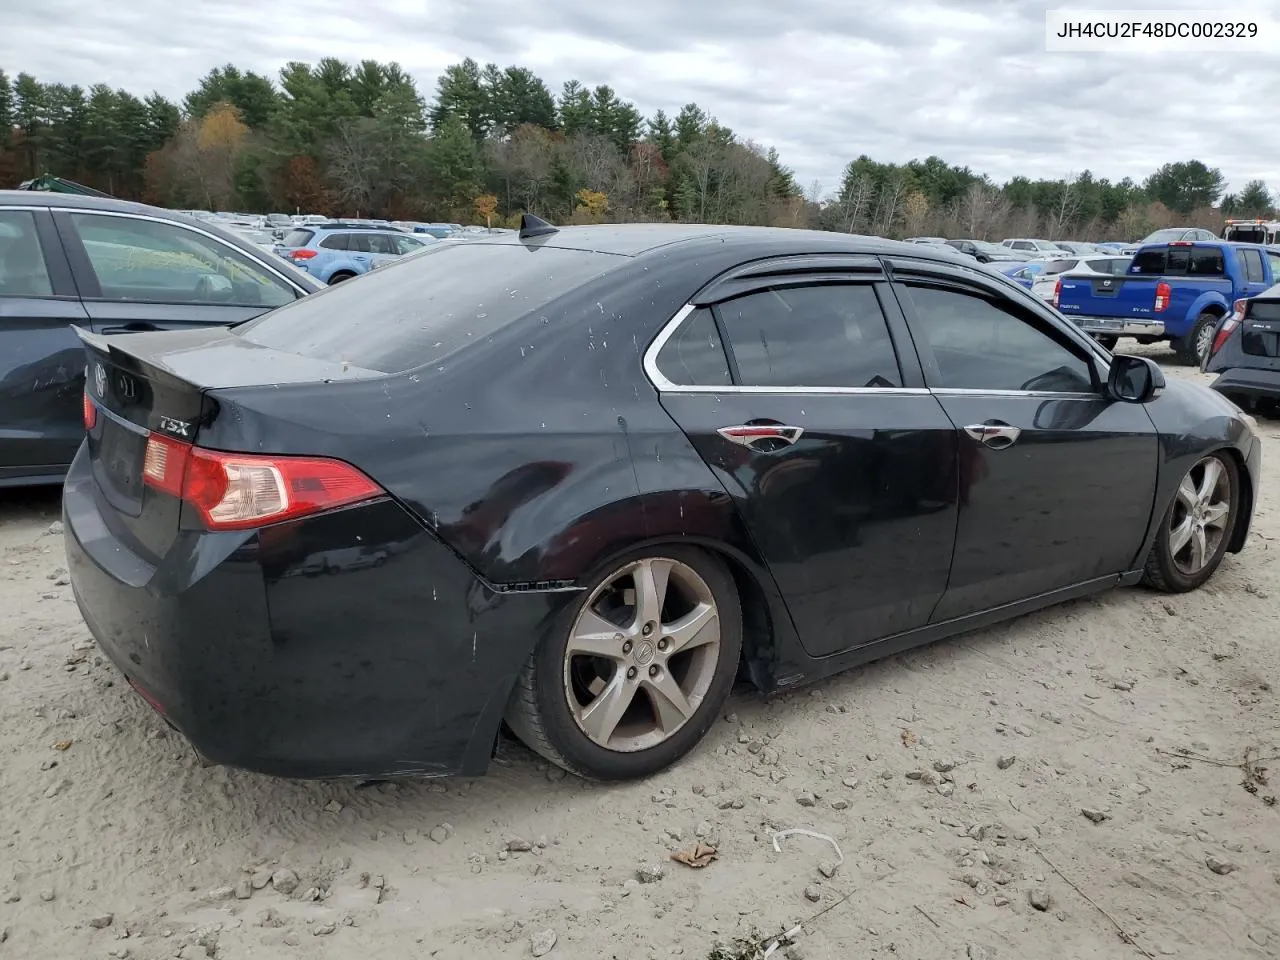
1,59 -> 1274,240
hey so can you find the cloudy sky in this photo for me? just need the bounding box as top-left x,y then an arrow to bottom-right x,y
3,0 -> 1278,196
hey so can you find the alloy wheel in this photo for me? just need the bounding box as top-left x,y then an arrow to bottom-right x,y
1195,321 -> 1215,363
1168,456 -> 1231,576
562,557 -> 721,753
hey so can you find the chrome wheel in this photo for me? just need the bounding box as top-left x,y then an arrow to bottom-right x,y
1194,321 -> 1215,363
1169,456 -> 1231,576
563,557 -> 721,753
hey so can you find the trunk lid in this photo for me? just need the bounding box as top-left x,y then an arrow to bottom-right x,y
77,325 -> 381,563
1242,300 -> 1280,360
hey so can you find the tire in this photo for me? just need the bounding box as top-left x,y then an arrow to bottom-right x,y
1142,451 -> 1239,593
504,545 -> 742,780
328,271 -> 356,284
1175,312 -> 1218,366
1093,335 -> 1119,351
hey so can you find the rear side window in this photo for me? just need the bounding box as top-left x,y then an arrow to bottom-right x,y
319,233 -> 349,251
1240,249 -> 1265,283
654,308 -> 731,386
715,284 -> 902,389
236,243 -> 623,373
0,210 -> 54,297
1130,246 -> 1225,277
1041,259 -> 1078,275
282,229 -> 314,247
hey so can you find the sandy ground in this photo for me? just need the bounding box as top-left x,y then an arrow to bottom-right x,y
1,344 -> 1277,960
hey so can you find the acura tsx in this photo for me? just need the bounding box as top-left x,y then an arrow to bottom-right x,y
64,218 -> 1261,781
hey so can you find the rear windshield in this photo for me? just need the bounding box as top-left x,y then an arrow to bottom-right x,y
1129,246 -> 1225,277
235,242 -> 623,373
1248,300 -> 1280,322
281,229 -> 314,247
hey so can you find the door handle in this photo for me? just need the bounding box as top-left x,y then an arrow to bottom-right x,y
963,422 -> 1022,450
100,323 -> 160,334
717,422 -> 804,451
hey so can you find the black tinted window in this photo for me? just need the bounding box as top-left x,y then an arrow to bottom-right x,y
654,308 -> 731,386
367,234 -> 398,255
1241,249 -> 1265,283
236,243 -> 622,373
0,210 -> 54,297
1130,246 -> 1225,276
1042,259 -> 1079,275
716,284 -> 901,388
903,284 -> 1094,393
319,233 -> 348,250
282,229 -> 314,247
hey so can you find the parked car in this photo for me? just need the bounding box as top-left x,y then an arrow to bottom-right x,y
1202,283 -> 1280,414
1053,241 -> 1114,256
1001,238 -> 1073,257
62,219 -> 1260,782
992,260 -> 1045,289
945,239 -> 1024,263
0,191 -> 323,488
1031,254 -> 1131,302
275,222 -> 435,283
1056,240 -> 1280,360
904,236 -> 948,245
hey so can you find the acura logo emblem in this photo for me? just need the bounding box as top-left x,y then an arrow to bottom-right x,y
94,363 -> 106,398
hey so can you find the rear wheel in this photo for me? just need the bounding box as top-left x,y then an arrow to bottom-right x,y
1142,452 -> 1238,593
1175,312 -> 1218,366
505,546 -> 742,780
328,271 -> 356,284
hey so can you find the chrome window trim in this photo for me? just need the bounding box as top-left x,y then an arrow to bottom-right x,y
3,205 -> 310,296
644,301 -> 1105,401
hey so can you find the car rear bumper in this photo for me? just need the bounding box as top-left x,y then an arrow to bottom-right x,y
1066,315 -> 1166,338
62,445 -> 571,779
1210,369 -> 1280,402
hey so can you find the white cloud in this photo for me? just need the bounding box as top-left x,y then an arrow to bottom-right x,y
3,0 -> 1277,196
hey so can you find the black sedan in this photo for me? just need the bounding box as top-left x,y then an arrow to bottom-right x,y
0,191 -> 323,487
63,219 -> 1261,782
1203,284 -> 1280,415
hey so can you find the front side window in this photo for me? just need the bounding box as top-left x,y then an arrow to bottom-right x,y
69,213 -> 296,307
715,284 -> 902,389
902,283 -> 1095,393
393,235 -> 427,255
0,210 -> 54,297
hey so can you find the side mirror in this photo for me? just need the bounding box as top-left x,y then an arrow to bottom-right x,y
1106,354 -> 1165,403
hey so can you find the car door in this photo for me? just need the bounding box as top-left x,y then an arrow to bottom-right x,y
1236,248 -> 1270,300
887,258 -> 1160,620
52,209 -> 304,334
0,207 -> 93,482
648,258 -> 960,656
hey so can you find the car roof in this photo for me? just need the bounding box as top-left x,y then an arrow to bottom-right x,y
453,223 -> 975,264
0,189 -> 187,217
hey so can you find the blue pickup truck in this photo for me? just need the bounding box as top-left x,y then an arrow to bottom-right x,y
1055,240 -> 1280,363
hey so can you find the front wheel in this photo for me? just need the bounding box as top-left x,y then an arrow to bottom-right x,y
327,271 -> 356,284
504,546 -> 742,780
1142,452 -> 1239,593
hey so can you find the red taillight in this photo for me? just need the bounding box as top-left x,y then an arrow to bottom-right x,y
83,387 -> 97,431
1153,281 -> 1172,312
1211,307 -> 1244,357
1168,241 -> 1194,246
289,249 -> 317,260
141,434 -> 383,530
1052,277 -> 1062,308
